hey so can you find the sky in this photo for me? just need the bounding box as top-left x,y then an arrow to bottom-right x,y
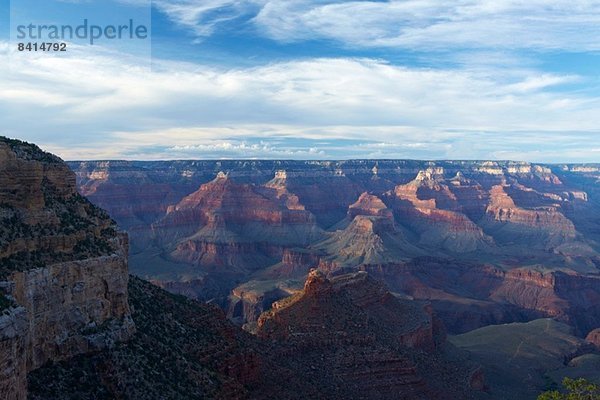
1,0 -> 600,162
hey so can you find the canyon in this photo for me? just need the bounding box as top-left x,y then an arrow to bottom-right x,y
1,137 -> 488,399
70,159 -> 600,337
2,136 -> 599,399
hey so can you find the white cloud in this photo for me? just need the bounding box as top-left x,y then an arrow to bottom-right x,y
254,0 -> 600,50
151,0 -> 600,51
152,0 -> 258,37
1,42 -> 599,161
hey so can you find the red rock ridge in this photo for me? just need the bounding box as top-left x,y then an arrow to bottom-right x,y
391,169 -> 493,252
483,184 -> 577,247
586,328 -> 600,348
360,260 -> 600,335
152,172 -> 324,273
256,270 -> 481,399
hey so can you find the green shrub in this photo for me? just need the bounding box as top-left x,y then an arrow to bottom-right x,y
538,378 -> 600,400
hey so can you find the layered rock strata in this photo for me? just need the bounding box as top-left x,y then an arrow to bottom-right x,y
0,137 -> 134,400
256,270 -> 481,399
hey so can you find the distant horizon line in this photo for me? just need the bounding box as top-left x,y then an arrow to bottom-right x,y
63,158 -> 600,166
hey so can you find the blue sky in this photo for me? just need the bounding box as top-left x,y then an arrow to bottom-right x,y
1,0 -> 600,162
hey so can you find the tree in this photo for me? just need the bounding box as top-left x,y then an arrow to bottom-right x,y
538,378 -> 600,400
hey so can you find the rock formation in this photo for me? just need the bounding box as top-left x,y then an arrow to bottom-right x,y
0,137 -> 134,399
227,278 -> 302,330
390,168 -> 494,253
68,158 -> 600,338
586,328 -> 600,349
144,172 -> 328,303
153,172 -> 323,269
482,184 -> 577,248
256,269 -> 482,399
315,192 -> 423,266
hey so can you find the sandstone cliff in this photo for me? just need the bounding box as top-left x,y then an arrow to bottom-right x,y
359,259 -> 600,335
315,192 -> 423,265
0,137 -> 134,400
390,168 -> 494,253
256,270 -> 482,400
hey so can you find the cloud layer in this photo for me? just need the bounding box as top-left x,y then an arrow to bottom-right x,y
1,42 -> 599,161
153,0 -> 600,51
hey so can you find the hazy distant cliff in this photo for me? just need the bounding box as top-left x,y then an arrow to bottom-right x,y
69,159 -> 600,335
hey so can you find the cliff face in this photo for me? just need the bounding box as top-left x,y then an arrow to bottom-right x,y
390,168 -> 494,253
0,137 -> 134,400
227,278 -> 302,329
0,306 -> 28,400
153,173 -> 323,269
27,276 -> 263,400
4,237 -> 133,371
482,184 -> 577,247
256,270 -> 480,400
358,260 -> 600,335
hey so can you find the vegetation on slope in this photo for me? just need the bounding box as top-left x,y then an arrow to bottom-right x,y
28,276 -> 253,399
538,378 -> 600,400
0,292 -> 14,313
0,137 -> 119,279
0,136 -> 62,164
451,319 -> 598,400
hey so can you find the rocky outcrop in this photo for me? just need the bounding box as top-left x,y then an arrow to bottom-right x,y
258,269 -> 440,349
316,215 -> 420,266
313,192 -> 422,266
586,328 -> 600,348
152,172 -> 324,274
256,270 -> 480,399
482,184 -> 577,247
0,306 -> 28,400
360,259 -> 600,335
390,169 -> 493,253
446,172 -> 490,220
348,192 -> 394,220
227,279 -> 302,329
0,137 -> 135,400
3,235 -> 134,371
0,139 -> 70,210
